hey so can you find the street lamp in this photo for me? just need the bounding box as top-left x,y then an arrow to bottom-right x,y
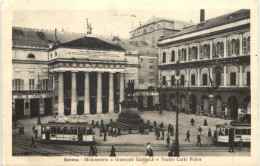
36,74 -> 42,125
158,61 -> 190,156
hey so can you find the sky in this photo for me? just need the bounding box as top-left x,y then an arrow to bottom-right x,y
13,9 -> 238,38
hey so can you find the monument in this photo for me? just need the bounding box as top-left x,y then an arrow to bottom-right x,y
109,81 -> 150,131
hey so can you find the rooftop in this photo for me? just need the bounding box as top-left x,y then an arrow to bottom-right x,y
159,9 -> 250,42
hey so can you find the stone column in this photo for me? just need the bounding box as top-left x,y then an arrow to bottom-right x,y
197,43 -> 200,60
186,69 -> 189,83
70,72 -> 78,116
97,72 -> 103,114
210,40 -> 213,59
239,65 -> 243,86
197,68 -> 200,86
108,72 -> 114,113
223,66 -> 227,87
186,45 -> 189,61
210,67 -> 213,87
239,34 -> 243,55
58,72 -> 64,116
224,37 -> 227,58
186,99 -> 190,114
84,72 -> 90,115
119,73 -> 124,113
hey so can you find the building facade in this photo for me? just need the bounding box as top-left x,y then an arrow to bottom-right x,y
130,17 -> 194,45
12,27 -> 126,120
157,9 -> 250,120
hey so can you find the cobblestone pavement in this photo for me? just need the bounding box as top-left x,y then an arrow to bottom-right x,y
13,111 -> 250,156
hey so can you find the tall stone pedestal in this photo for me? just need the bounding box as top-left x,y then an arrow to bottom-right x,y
109,97 -> 149,130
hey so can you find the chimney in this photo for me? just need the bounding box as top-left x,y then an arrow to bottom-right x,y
54,28 -> 58,42
200,9 -> 205,22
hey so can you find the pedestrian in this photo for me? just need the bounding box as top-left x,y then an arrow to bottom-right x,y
213,130 -> 217,142
31,136 -> 36,148
238,139 -> 243,151
92,145 -> 97,156
191,118 -> 195,126
35,129 -> 38,139
155,127 -> 158,136
171,126 -> 174,136
148,147 -> 153,157
198,126 -> 203,134
161,129 -> 165,140
229,141 -> 234,152
168,149 -> 173,157
32,124 -> 35,133
99,127 -> 102,137
168,124 -> 171,135
111,128 -> 114,137
171,140 -> 175,153
196,134 -> 201,146
89,144 -> 93,156
166,136 -> 171,147
185,130 -> 190,142
109,146 -> 116,157
204,119 -> 208,126
157,129 -> 160,140
21,125 -> 24,134
208,128 -> 212,141
154,121 -> 157,127
104,129 -> 107,141
117,128 -> 121,136
146,143 -> 151,156
114,128 -> 117,137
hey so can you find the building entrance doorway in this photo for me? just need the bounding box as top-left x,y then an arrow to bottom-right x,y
138,96 -> 144,110
15,99 -> 24,120
77,100 -> 84,115
190,95 -> 197,114
44,98 -> 52,116
30,99 -> 39,118
147,96 -> 153,110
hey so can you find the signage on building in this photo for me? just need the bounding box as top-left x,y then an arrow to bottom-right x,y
61,49 -> 124,61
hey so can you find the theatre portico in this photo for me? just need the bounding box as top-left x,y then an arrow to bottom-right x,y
49,36 -> 126,118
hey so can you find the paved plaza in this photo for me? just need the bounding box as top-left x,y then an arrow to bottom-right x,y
13,111 -> 250,156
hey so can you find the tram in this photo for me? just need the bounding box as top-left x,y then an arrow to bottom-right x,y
41,121 -> 95,144
214,121 -> 251,145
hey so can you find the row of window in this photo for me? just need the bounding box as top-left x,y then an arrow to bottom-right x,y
134,24 -> 162,37
161,36 -> 250,63
162,71 -> 250,86
12,79 -> 49,90
139,79 -> 155,83
50,126 -> 93,135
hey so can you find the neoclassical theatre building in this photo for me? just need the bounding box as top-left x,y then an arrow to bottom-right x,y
12,27 -> 126,119
157,9 -> 250,120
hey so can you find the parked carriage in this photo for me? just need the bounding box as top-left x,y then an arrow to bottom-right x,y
41,121 -> 95,144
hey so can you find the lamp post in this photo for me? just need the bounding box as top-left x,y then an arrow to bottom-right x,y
36,74 -> 42,125
158,61 -> 190,156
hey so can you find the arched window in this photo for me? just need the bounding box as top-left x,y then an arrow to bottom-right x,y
162,52 -> 166,63
203,44 -> 210,58
191,47 -> 198,60
143,29 -> 147,34
171,50 -> 175,62
231,39 -> 239,55
28,54 -> 35,58
243,36 -> 250,53
216,42 -> 224,57
181,49 -> 186,61
247,36 -> 250,52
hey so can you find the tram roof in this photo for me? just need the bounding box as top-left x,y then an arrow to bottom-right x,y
42,121 -> 92,127
216,123 -> 251,129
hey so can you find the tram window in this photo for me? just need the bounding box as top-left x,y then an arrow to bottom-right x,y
242,129 -> 247,135
57,127 -> 61,134
87,128 -> 93,135
60,127 -> 64,134
225,129 -> 229,135
74,128 -> 77,134
70,127 -> 74,135
248,129 -> 251,135
83,127 -> 86,135
64,127 -> 69,134
51,126 -> 56,134
235,129 -> 241,135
